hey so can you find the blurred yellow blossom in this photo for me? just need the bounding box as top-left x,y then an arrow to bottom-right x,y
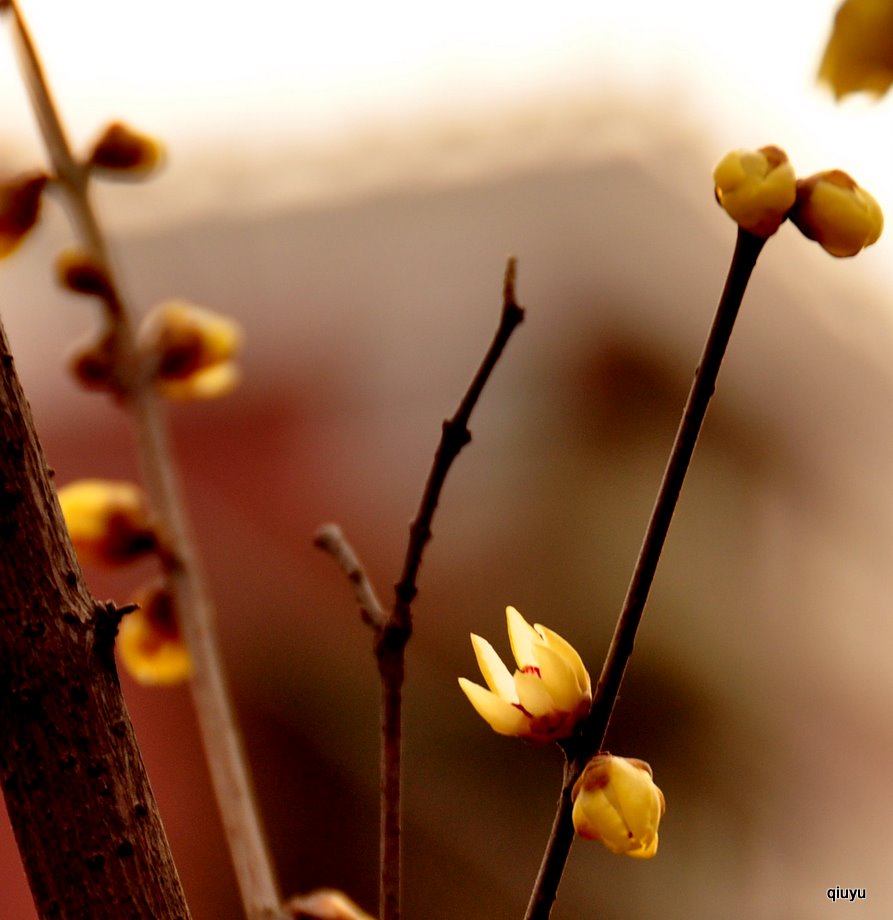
790,169 -> 883,257
58,479 -> 157,567
713,146 -> 796,237
819,0 -> 893,99
117,584 -> 192,685
572,754 -> 665,859
286,888 -> 376,920
458,606 -> 591,743
138,299 -> 243,400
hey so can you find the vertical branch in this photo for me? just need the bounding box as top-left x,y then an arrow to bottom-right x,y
524,229 -> 767,920
0,319 -> 191,919
317,260 -> 524,920
3,4 -> 285,918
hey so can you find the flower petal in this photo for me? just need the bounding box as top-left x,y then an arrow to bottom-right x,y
535,625 -> 591,695
506,606 -> 539,669
531,642 -> 589,712
457,678 -> 529,736
513,669 -> 557,717
470,634 -> 516,701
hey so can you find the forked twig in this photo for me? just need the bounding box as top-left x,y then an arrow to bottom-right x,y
317,258 -> 524,920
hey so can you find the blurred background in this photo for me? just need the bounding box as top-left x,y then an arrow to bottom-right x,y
2,1 -> 893,917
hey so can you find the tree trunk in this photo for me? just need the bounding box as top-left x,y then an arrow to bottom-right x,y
0,314 -> 191,920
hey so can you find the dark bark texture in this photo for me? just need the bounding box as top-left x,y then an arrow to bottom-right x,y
0,315 -> 191,920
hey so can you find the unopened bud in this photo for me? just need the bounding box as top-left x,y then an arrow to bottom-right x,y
286,889 -> 376,920
819,0 -> 893,100
88,122 -> 164,179
713,146 -> 796,238
572,753 -> 666,859
67,330 -> 117,393
55,248 -> 112,297
790,169 -> 883,257
0,172 -> 48,258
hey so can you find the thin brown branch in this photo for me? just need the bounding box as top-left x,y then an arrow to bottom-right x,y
375,257 -> 524,920
524,229 -> 767,920
313,524 -> 387,630
4,4 -> 285,918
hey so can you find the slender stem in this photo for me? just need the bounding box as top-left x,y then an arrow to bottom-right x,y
524,228 -> 767,920
375,258 -> 523,920
5,5 -> 285,918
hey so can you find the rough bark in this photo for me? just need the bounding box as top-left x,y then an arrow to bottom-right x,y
0,314 -> 191,920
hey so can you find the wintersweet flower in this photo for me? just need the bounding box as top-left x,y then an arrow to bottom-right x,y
0,172 -> 47,258
458,606 -> 591,743
117,584 -> 192,685
57,479 -> 157,567
572,754 -> 666,859
819,0 -> 893,100
87,121 -> 164,179
138,299 -> 243,400
713,146 -> 796,237
285,888 -> 376,920
790,169 -> 883,257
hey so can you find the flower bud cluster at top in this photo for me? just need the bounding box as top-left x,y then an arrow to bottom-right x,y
713,146 -> 883,257
819,0 -> 893,100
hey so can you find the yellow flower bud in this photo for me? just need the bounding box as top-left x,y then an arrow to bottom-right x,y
572,754 -> 666,859
713,146 -> 796,237
87,121 -> 164,179
819,0 -> 893,100
67,330 -> 117,393
117,584 -> 192,686
0,172 -> 48,259
138,299 -> 243,401
57,479 -> 157,567
55,248 -> 112,298
285,888 -> 376,920
458,606 -> 591,744
790,169 -> 883,257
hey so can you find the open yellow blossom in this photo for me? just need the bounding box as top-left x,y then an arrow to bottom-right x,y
790,170 -> 883,257
819,0 -> 893,99
713,146 -> 796,237
57,479 -> 157,567
572,754 -> 666,859
117,584 -> 192,685
458,606 -> 591,743
138,299 -> 243,400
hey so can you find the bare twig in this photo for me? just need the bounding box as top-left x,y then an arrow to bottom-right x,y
524,229 -> 767,920
4,4 -> 285,918
314,524 -> 387,630
316,259 -> 524,920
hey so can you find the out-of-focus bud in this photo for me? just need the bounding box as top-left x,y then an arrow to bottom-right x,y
458,606 -> 591,744
713,146 -> 796,238
138,299 -> 243,401
0,172 -> 48,258
117,583 -> 192,685
790,169 -> 883,257
286,889 -> 376,920
572,754 -> 666,859
67,330 -> 117,393
819,0 -> 893,100
57,479 -> 157,567
55,248 -> 112,298
87,121 -> 164,179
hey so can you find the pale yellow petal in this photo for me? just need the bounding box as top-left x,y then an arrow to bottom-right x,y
536,625 -> 591,695
532,643 -> 590,712
470,634 -> 516,701
458,678 -> 529,736
513,669 -> 556,717
505,606 -> 539,669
